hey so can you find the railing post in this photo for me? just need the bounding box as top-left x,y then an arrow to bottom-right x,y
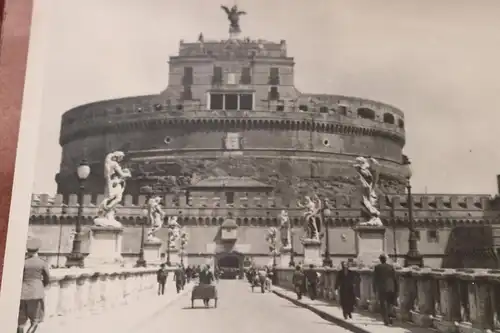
432,270 -> 462,333
410,268 -> 435,327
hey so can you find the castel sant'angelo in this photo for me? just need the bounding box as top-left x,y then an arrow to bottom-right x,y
30,6 -> 500,269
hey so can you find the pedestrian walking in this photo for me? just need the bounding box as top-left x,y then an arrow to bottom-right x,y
18,237 -> 50,333
305,264 -> 319,300
292,265 -> 305,300
156,263 -> 168,295
373,254 -> 399,326
335,261 -> 357,319
174,265 -> 184,293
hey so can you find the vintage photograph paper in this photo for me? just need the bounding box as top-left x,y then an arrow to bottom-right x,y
1,1 -> 500,333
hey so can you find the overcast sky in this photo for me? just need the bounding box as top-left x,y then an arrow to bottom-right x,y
28,0 -> 500,195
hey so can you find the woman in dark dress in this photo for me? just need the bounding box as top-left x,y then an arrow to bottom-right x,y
335,261 -> 357,319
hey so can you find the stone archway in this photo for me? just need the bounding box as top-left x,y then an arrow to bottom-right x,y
215,251 -> 244,279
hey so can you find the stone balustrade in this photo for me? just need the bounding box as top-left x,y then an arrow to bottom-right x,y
43,266 -> 174,321
275,266 -> 500,333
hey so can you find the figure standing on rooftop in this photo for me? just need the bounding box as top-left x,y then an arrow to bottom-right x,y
221,5 -> 246,36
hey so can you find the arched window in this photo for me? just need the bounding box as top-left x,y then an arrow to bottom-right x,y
357,108 -> 375,120
383,113 -> 395,124
338,105 -> 348,115
398,119 -> 405,129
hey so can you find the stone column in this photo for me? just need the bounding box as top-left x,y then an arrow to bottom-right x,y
56,274 -> 77,316
45,275 -> 64,319
396,268 -> 415,321
433,270 -> 462,333
86,272 -> 100,315
75,273 -> 90,313
409,268 -> 434,327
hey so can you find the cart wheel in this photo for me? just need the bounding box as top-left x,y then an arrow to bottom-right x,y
214,298 -> 218,308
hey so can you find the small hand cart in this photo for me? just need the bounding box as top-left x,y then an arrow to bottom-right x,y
191,284 -> 218,308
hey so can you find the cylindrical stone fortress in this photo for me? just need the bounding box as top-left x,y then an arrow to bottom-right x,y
56,38 -> 407,202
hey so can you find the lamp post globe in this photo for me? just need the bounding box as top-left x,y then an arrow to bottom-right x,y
76,160 -> 91,180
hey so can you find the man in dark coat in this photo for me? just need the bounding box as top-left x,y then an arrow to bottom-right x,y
173,265 -> 185,293
156,263 -> 168,295
335,261 -> 357,319
304,264 -> 319,300
199,265 -> 215,306
373,254 -> 398,326
292,265 -> 305,300
18,237 -> 50,333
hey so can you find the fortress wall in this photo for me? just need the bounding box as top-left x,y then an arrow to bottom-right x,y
28,223 -> 462,264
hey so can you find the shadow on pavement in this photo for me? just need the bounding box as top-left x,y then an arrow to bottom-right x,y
181,306 -> 217,310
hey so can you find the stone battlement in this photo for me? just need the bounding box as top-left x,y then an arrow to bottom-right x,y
30,193 -> 499,226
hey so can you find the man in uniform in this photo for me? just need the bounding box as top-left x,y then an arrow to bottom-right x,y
173,264 -> 185,293
18,237 -> 50,333
156,263 -> 168,295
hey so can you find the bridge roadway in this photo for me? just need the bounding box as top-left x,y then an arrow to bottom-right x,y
133,280 -> 353,333
39,280 -> 354,333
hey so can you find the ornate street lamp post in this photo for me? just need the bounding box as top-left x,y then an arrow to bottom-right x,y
403,155 -> 423,267
166,229 -> 172,266
136,187 -> 152,267
322,200 -> 333,267
66,159 -> 91,268
289,229 -> 295,267
136,217 -> 147,267
180,228 -> 189,266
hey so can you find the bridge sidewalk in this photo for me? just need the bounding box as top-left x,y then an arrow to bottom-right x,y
38,281 -> 195,333
272,286 -> 433,333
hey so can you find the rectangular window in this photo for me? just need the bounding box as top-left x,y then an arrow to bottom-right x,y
240,67 -> 252,84
183,67 -> 193,85
225,94 -> 238,110
240,94 -> 253,110
269,67 -> 280,85
182,86 -> 192,101
226,192 -> 235,204
212,66 -> 223,84
269,87 -> 280,100
427,230 -> 439,243
210,93 -> 223,110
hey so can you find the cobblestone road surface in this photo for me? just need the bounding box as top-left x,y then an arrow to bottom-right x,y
128,280 -> 353,333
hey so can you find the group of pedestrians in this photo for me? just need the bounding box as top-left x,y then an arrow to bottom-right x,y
291,254 -> 399,326
246,265 -> 275,293
156,263 -> 189,295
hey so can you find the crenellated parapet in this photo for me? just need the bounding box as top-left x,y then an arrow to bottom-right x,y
30,193 -> 500,227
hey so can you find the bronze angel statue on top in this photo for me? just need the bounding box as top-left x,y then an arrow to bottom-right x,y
221,5 -> 246,35
354,156 -> 383,226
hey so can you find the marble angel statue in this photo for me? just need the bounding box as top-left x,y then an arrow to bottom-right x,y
146,195 -> 165,243
221,4 -> 246,35
297,195 -> 322,241
179,228 -> 189,249
266,227 -> 278,253
167,216 -> 181,248
279,210 -> 291,250
354,156 -> 383,226
95,151 -> 132,228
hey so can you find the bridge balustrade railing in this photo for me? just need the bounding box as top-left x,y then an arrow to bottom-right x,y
275,267 -> 500,333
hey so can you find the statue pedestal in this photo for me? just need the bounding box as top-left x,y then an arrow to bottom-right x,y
301,238 -> 322,267
85,226 -> 124,267
353,225 -> 386,266
166,248 -> 180,266
144,241 -> 162,264
280,247 -> 293,267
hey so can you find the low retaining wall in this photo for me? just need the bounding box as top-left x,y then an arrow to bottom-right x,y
275,266 -> 500,333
